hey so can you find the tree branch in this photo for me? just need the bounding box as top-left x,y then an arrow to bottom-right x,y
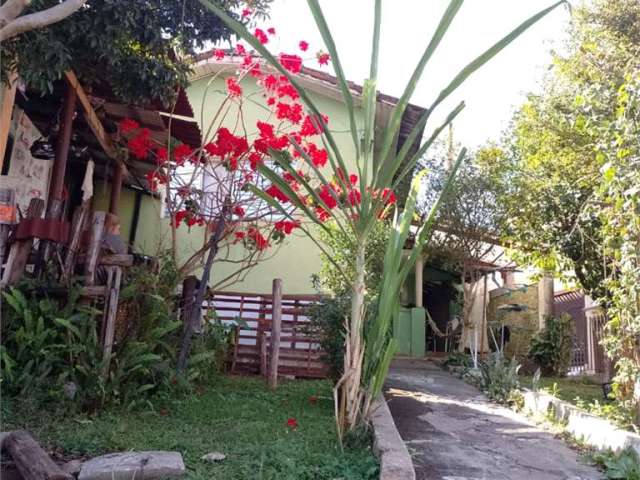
0,0 -> 28,28
0,0 -> 86,42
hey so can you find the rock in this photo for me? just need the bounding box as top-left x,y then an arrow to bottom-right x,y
63,382 -> 78,400
78,451 -> 185,480
62,459 -> 83,477
201,452 -> 226,462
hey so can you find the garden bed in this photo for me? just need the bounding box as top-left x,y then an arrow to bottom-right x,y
2,376 -> 379,480
519,375 -> 603,406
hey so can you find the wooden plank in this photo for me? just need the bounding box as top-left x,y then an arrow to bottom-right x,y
0,72 -> 17,171
260,331 -> 268,378
62,200 -> 89,281
269,279 -> 283,389
0,198 -> 45,287
101,266 -> 122,378
4,430 -> 72,480
84,211 -> 106,285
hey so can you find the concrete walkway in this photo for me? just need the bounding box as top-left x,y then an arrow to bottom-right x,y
385,358 -> 603,480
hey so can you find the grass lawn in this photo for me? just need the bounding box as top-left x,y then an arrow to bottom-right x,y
519,374 -> 604,406
2,376 -> 378,480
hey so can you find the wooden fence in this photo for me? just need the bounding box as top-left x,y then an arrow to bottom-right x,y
205,286 -> 329,379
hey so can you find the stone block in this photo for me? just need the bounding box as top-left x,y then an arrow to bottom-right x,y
78,451 -> 185,480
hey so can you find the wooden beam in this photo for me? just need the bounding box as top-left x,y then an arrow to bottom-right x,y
63,70 -> 128,173
0,72 -> 17,172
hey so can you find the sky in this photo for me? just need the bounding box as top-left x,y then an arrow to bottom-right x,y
264,0 -> 572,149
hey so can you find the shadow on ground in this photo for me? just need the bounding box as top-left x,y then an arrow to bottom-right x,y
384,358 -> 603,480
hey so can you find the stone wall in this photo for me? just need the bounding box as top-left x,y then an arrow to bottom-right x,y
487,284 -> 539,358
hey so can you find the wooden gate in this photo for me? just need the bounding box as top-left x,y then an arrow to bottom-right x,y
205,290 -> 328,378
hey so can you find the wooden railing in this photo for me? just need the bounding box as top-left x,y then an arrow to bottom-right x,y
205,287 -> 328,379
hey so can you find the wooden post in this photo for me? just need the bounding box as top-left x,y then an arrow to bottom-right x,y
4,430 -> 72,480
62,200 -> 89,281
46,83 -> 77,215
84,212 -> 106,285
0,198 -> 44,286
269,278 -> 282,389
414,254 -> 424,308
0,72 -> 17,170
101,266 -> 122,378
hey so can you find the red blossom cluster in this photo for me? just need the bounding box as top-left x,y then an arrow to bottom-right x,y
118,26 -> 394,261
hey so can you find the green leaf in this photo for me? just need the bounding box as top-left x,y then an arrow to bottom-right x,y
376,0 -> 464,177
431,1 -> 567,111
307,0 -> 360,158
53,318 -> 81,338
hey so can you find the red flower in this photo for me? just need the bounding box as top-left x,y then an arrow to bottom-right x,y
241,7 -> 251,17
145,171 -> 159,192
128,128 -> 152,159
306,143 -> 328,167
233,206 -> 245,217
249,152 -> 263,171
275,220 -> 300,235
234,231 -> 246,242
318,184 -> 337,209
348,189 -> 362,206
248,227 -> 269,250
349,174 -> 358,186
263,74 -> 278,91
317,51 -> 331,66
286,417 -> 298,430
119,118 -> 139,133
381,188 -> 396,205
213,49 -> 225,60
300,114 -> 327,136
267,27 -> 276,35
174,210 -> 189,227
254,28 -> 269,45
279,53 -> 303,74
173,143 -> 193,165
315,206 -> 331,222
257,120 -> 275,139
277,82 -> 299,101
155,147 -> 168,165
299,40 -> 309,52
265,184 -> 289,203
236,44 -> 246,55
226,77 -> 243,97
276,102 -> 303,124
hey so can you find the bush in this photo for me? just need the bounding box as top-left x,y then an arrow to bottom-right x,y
307,295 -> 350,382
0,254 -> 217,411
528,313 -> 573,377
592,448 -> 640,480
478,353 -> 521,404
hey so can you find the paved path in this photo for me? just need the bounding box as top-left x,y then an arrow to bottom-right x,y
385,358 -> 603,480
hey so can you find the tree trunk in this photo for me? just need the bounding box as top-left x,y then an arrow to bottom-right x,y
176,209 -> 228,372
336,242 -> 366,434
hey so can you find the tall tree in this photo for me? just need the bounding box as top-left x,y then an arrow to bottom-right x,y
484,0 -> 640,418
1,0 -> 272,104
481,0 -> 640,299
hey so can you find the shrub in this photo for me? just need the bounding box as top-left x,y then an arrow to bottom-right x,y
478,353 -> 521,404
528,313 -> 573,377
592,448 -> 640,480
307,295 -> 350,382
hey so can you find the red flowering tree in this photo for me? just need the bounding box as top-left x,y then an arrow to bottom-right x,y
117,30 -> 338,370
